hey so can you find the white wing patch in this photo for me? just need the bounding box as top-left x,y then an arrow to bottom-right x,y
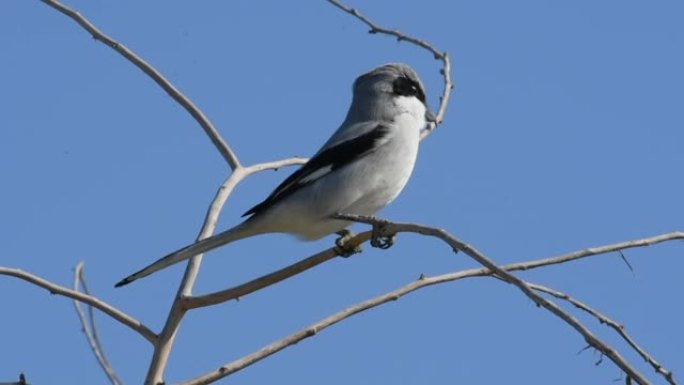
299,165 -> 333,184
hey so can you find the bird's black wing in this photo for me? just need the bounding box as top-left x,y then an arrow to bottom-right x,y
242,124 -> 390,217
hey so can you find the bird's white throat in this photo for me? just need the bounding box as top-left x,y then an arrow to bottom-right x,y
394,95 -> 427,128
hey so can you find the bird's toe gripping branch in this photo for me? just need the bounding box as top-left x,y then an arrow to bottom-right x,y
332,213 -> 397,252
335,229 -> 363,257
369,220 -> 395,249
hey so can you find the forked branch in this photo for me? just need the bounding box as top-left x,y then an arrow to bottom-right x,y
177,221 -> 682,385
332,215 -> 684,385
0,266 -> 156,343
530,283 -> 677,385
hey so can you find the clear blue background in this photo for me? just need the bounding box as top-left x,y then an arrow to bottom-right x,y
1,1 -> 682,384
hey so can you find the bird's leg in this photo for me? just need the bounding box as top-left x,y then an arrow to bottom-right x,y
335,229 -> 362,257
370,219 -> 395,249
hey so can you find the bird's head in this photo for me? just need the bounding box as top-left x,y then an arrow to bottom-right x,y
352,63 -> 435,125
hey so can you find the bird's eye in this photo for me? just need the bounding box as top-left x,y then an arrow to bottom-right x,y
393,77 -> 426,103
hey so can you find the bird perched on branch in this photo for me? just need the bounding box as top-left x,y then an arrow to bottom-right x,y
116,63 -> 434,287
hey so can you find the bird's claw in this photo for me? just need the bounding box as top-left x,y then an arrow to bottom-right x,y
371,234 -> 395,249
335,229 -> 362,257
370,221 -> 395,249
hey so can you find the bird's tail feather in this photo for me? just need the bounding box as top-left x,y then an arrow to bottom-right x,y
115,223 -> 255,287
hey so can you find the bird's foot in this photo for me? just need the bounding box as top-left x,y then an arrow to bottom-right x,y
335,229 -> 362,257
370,220 -> 395,249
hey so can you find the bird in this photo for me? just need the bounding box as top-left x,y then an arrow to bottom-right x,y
115,63 -> 434,287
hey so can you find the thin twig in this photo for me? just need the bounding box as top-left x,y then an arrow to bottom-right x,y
0,266 -> 156,343
618,250 -> 635,274
73,263 -> 124,385
39,0 -> 241,169
179,227 -> 682,385
530,283 -> 677,385
244,157 -> 307,173
327,0 -> 453,139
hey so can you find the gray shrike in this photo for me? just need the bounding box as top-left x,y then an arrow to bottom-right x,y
116,63 -> 434,287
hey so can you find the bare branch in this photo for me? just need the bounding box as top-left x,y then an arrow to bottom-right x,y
144,169 -> 246,384
244,157 -> 308,173
39,0 -> 241,169
336,214 -> 684,271
5,214 -> 675,385
334,214 -> 674,385
530,283 -> 677,385
176,157 -> 308,298
73,263 -> 124,385
186,228 -> 684,309
0,266 -> 156,343
327,0 -> 454,138
179,227 -> 682,385
511,232 -> 684,272
184,231 -> 372,309
144,157 -> 307,385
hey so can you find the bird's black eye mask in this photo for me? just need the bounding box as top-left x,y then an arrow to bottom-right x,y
392,76 -> 426,104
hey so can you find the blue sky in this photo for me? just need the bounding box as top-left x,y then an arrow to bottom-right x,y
1,1 -> 682,384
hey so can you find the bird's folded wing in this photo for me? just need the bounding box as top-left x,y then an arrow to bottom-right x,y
243,123 -> 390,217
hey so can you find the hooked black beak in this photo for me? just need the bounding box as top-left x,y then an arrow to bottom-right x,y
425,109 -> 437,124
